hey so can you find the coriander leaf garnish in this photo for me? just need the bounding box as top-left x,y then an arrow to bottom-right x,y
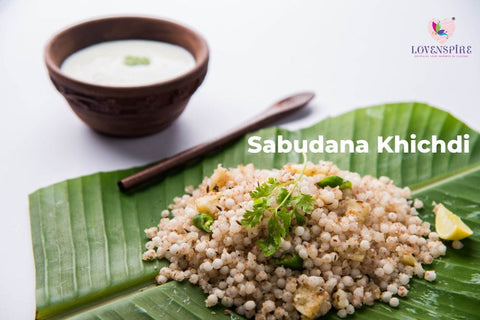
124,55 -> 150,66
277,208 -> 294,234
295,193 -> 316,213
257,236 -> 281,257
274,252 -> 303,270
294,210 -> 306,226
250,177 -> 282,199
242,198 -> 268,227
276,188 -> 291,206
241,154 -> 316,256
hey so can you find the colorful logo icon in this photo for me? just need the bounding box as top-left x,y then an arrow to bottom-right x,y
428,18 -> 455,44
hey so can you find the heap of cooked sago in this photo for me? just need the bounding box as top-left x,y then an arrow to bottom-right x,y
142,161 -> 446,319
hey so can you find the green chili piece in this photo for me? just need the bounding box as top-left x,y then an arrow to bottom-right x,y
193,213 -> 214,233
274,253 -> 303,270
340,180 -> 352,189
316,175 -> 352,190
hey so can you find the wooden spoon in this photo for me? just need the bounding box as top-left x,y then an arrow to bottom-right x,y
118,92 -> 315,192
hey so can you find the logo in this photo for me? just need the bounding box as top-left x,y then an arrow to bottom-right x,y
428,18 -> 455,44
410,17 -> 471,58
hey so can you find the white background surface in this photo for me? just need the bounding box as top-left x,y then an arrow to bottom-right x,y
0,0 -> 479,319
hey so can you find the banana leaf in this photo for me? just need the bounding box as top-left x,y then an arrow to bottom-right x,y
30,102 -> 480,319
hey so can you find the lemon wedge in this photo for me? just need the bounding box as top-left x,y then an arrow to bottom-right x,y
434,203 -> 473,240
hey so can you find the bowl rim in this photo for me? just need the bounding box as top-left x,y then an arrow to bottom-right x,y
44,15 -> 209,93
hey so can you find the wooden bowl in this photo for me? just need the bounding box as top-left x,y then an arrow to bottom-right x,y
44,16 -> 209,137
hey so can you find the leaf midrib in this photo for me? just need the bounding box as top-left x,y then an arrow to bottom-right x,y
45,282 -> 159,320
410,162 -> 480,194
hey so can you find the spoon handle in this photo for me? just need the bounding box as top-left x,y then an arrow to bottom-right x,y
118,92 -> 315,192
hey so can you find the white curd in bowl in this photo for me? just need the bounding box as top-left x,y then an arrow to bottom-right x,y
61,39 -> 196,87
